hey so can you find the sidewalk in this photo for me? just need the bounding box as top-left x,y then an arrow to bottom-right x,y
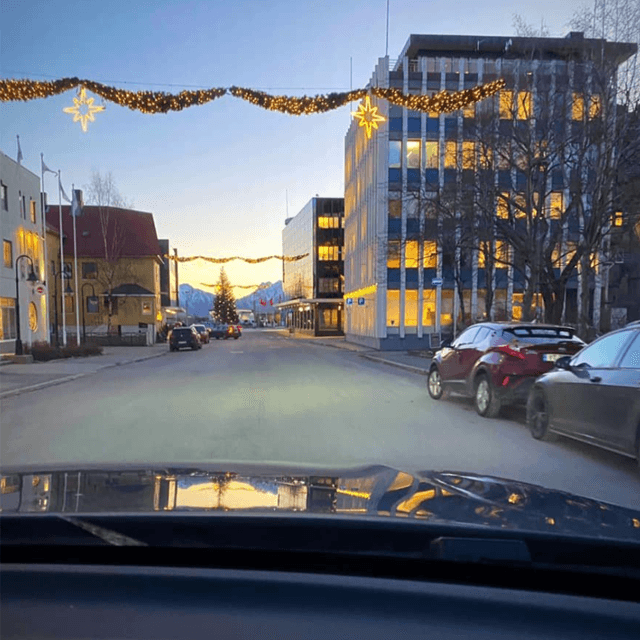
0,343 -> 168,398
273,329 -> 372,352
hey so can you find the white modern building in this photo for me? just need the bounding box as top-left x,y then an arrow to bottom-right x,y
1,150 -> 48,354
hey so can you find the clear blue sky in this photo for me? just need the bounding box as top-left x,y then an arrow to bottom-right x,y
1,0 -> 585,288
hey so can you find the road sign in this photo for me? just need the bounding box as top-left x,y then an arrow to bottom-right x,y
35,285 -> 45,295
346,298 -> 353,306
357,297 -> 365,306
431,277 -> 443,286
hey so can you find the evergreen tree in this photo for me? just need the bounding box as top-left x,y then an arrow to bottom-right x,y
212,267 -> 239,324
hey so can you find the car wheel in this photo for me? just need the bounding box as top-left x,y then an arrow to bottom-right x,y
234,336 -> 239,340
474,373 -> 501,418
427,367 -> 444,400
527,387 -> 557,441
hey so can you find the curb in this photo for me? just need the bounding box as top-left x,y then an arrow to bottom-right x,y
273,331 -> 374,354
359,354 -> 429,375
0,350 -> 168,399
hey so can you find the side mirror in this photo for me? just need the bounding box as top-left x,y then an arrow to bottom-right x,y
441,339 -> 452,349
555,356 -> 572,370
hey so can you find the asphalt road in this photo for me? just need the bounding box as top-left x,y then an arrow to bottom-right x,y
2,330 -> 640,510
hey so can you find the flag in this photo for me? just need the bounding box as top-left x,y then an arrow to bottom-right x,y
41,157 -> 56,175
59,176 -> 71,203
260,299 -> 266,306
16,136 -> 23,165
269,298 -> 273,306
71,189 -> 83,217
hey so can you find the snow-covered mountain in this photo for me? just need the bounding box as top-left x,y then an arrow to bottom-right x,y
236,281 -> 284,310
179,284 -> 215,318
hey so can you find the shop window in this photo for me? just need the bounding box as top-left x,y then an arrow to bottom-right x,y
406,140 -> 420,169
425,141 -> 439,169
3,240 -> 12,268
0,297 -> 17,340
386,290 -> 400,327
422,290 -> 436,328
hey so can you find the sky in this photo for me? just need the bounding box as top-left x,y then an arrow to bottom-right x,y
1,0 -> 587,291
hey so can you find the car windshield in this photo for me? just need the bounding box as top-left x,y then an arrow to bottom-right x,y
2,0 -> 640,544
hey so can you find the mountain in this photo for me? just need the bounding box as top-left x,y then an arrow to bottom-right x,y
236,281 -> 284,310
179,284 -> 215,318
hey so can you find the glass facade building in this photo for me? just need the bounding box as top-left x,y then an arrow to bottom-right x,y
281,197 -> 344,335
344,33 -> 636,350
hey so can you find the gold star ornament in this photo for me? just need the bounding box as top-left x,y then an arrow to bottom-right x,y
63,87 -> 105,132
352,95 -> 385,138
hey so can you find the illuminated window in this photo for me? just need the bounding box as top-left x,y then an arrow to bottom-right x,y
514,193 -> 527,219
479,144 -> 493,169
422,289 -> 436,327
389,141 -> 402,168
387,290 -> 400,327
389,197 -> 402,219
30,200 -> 37,224
462,102 -> 475,118
318,216 -> 340,228
0,297 -> 17,340
318,246 -> 340,261
405,290 -> 418,327
497,194 -> 509,219
572,93 -> 584,120
517,91 -> 532,119
589,95 -> 601,119
424,241 -> 438,268
496,240 -> 509,265
3,240 -> 12,268
387,240 -> 400,268
142,301 -> 152,315
406,140 -> 420,169
612,211 -> 623,227
551,245 -> 562,265
550,192 -> 563,219
500,90 -> 514,119
425,141 -> 439,169
444,141 -> 457,169
512,292 -> 543,320
478,242 -> 487,268
462,141 -> 475,169
405,240 -> 419,268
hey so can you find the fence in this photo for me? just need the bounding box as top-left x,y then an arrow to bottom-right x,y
84,333 -> 148,347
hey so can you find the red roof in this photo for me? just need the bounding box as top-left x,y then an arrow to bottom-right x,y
46,206 -> 161,259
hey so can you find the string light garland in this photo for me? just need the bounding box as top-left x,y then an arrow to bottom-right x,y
165,253 -> 309,264
1,77 -> 505,117
200,282 -> 274,289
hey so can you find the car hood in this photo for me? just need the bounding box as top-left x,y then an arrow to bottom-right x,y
1,463 -> 639,540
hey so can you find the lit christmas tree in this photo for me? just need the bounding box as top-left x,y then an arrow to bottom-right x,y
212,267 -> 239,324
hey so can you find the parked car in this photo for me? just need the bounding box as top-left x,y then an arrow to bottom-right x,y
427,322 -> 586,417
191,324 -> 210,344
168,326 -> 202,351
208,324 -> 228,340
526,325 -> 640,464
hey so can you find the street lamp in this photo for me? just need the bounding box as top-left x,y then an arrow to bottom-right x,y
49,263 -> 73,347
81,282 -> 96,343
14,254 -> 39,355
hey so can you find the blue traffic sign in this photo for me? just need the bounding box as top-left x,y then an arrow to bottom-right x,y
431,277 -> 443,286
357,297 -> 365,306
346,298 -> 353,305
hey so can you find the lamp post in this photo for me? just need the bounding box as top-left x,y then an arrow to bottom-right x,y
14,254 -> 39,355
50,263 -> 73,347
81,283 -> 96,344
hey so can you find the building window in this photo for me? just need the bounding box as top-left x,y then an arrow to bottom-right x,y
572,93 -> 585,120
405,290 -> 418,327
0,297 -> 17,340
21,194 -> 26,219
3,240 -> 12,268
462,141 -> 475,169
405,240 -> 419,268
612,211 -> 623,227
1,183 -> 7,211
424,241 -> 437,268
497,193 -> 509,219
389,195 -> 402,219
517,91 -> 532,119
496,240 -> 509,266
319,278 -> 340,293
28,302 -> 38,332
462,102 -> 475,118
142,301 -> 152,315
425,141 -> 439,169
82,262 -> 98,279
444,141 -> 457,169
589,95 -> 601,119
479,144 -> 493,169
549,192 -> 563,219
386,290 -> 400,327
318,216 -> 340,229
387,240 -> 401,268
500,90 -> 514,119
30,200 -> 37,224
406,140 -> 420,169
318,245 -> 340,261
64,295 -> 75,314
389,140 -> 402,168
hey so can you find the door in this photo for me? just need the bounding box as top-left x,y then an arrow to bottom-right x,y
441,326 -> 481,385
555,330 -> 636,445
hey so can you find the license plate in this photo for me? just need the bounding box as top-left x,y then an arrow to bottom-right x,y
543,353 -> 564,362
178,341 -> 187,345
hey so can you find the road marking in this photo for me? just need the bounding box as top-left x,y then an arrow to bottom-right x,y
231,351 -> 244,354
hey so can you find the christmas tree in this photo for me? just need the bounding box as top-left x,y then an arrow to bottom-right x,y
212,267 -> 239,324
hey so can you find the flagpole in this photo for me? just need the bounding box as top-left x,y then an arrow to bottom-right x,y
57,171 -> 67,346
72,185 -> 81,345
40,154 -> 49,340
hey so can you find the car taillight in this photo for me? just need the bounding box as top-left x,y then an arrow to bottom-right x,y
496,344 -> 525,360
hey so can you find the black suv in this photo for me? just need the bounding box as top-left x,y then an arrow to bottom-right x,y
168,326 -> 202,351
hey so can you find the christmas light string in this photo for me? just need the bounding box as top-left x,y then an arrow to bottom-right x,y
165,253 -> 309,264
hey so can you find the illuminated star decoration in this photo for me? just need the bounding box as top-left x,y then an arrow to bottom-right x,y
63,87 -> 105,132
351,95 -> 385,138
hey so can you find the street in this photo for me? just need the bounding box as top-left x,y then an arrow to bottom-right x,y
2,330 -> 640,511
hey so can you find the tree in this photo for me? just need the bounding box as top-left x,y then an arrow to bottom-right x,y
212,268 -> 239,324
84,171 -> 134,334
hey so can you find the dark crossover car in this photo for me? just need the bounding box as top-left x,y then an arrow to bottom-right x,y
190,324 -> 210,344
428,322 -> 586,417
527,325 -> 640,464
208,324 -> 227,340
168,326 -> 202,351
